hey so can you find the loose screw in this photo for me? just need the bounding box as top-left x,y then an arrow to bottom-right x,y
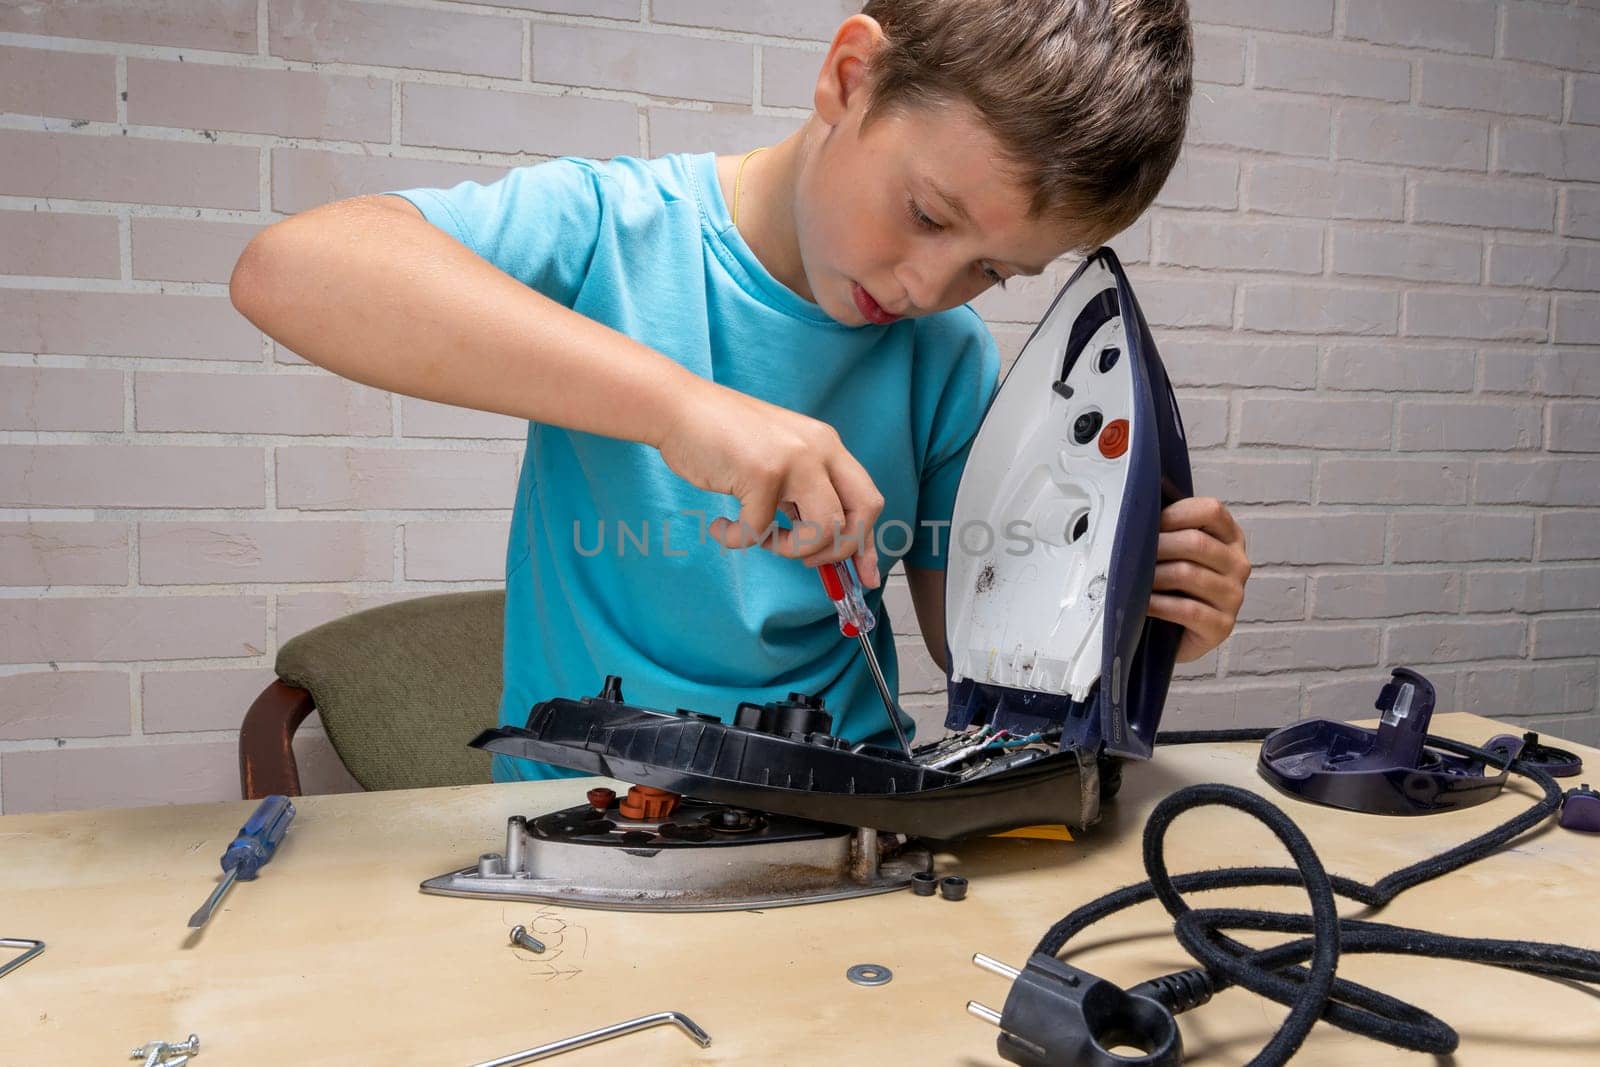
509,924 -> 547,953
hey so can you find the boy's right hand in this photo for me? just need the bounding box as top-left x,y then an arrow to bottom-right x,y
651,379 -> 885,588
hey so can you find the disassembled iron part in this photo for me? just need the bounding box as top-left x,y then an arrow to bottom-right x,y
940,875 -> 969,901
467,1010 -> 711,1067
508,924 -> 546,953
131,1033 -> 199,1066
846,963 -> 893,987
424,801 -> 930,912
0,937 -> 44,981
910,871 -> 939,896
1485,730 -> 1584,778
1560,783 -> 1600,833
1258,668 -> 1525,815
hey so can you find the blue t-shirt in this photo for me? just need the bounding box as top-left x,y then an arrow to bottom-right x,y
392,153 -> 998,781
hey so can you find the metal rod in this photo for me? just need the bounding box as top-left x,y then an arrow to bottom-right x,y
0,938 -> 45,981
187,866 -> 240,928
967,1001 -> 1004,1026
973,952 -> 1021,980
857,633 -> 912,755
467,1010 -> 711,1067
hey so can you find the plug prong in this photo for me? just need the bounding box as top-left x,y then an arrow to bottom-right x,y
966,1001 -> 1003,1026
972,952 -> 1021,980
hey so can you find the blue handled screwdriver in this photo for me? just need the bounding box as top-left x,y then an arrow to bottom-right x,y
187,794 -> 296,928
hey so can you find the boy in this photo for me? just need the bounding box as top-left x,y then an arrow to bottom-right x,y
231,0 -> 1250,782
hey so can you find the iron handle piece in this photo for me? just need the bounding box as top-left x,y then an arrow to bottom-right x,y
468,1010 -> 712,1067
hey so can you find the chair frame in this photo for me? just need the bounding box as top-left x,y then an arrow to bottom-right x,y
239,680 -> 318,799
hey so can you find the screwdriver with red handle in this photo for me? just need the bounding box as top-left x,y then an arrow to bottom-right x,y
817,559 -> 913,755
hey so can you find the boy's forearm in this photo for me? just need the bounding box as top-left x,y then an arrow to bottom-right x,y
229,194 -> 698,448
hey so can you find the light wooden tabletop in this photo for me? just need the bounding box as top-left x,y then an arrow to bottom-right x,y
1,712 -> 1596,1065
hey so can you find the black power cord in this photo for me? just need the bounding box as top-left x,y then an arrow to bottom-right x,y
976,729 -> 1600,1066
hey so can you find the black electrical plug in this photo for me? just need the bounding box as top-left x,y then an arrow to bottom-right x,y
966,952 -> 1188,1067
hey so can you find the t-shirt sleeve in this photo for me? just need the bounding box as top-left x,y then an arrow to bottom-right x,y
902,310 -> 1002,571
387,157 -> 605,306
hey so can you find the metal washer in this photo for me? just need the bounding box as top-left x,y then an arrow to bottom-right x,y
846,963 -> 892,987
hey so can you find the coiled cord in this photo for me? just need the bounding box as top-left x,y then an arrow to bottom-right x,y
1033,730 -> 1600,1066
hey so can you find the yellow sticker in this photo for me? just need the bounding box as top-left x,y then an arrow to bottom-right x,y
991,824 -> 1074,842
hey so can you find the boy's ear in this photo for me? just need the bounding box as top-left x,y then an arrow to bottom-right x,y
814,14 -> 886,126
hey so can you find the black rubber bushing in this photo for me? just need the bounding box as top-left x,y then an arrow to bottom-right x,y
911,871 -> 939,896
940,875 -> 969,901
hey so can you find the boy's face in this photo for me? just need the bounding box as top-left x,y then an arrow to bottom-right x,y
793,98 -> 1079,327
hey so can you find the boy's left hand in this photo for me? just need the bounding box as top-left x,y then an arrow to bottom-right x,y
1147,497 -> 1251,663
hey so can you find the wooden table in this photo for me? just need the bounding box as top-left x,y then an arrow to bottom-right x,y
2,712 -> 1595,1065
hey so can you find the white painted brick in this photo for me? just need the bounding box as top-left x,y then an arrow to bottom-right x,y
0,522 -> 128,587
1312,570 -> 1460,619
400,398 -> 527,440
647,108 -> 805,156
1253,39 -> 1410,102
1385,619 -> 1525,664
1501,4 -> 1600,74
1565,186 -> 1600,241
401,84 -> 638,159
1516,712 -> 1600,747
1403,290 -> 1547,341
1241,283 -> 1398,335
1417,58 -> 1563,120
1193,28 -> 1246,86
1554,297 -> 1600,345
1498,123 -> 1600,183
1574,76 -> 1600,127
1321,343 -> 1477,393
535,24 -> 751,104
1304,671 -> 1454,721
0,367 -> 123,432
1481,350 -> 1600,398
1176,394 -> 1229,448
127,59 -> 390,141
896,639 -> 945,695
1460,662 -> 1597,716
1153,152 -> 1239,211
1155,217 -> 1322,274
973,267 -> 1076,324
1476,458 -> 1600,506
0,289 -> 261,361
142,666 -> 279,733
1329,226 -> 1480,284
1176,648 -> 1221,680
1344,0 -> 1497,57
1164,339 -> 1318,390
403,521 -> 508,581
0,44 -> 117,122
1192,0 -> 1332,33
1230,624 -> 1380,674
1391,512 -> 1535,563
1163,681 -> 1302,731
0,0 -> 256,52
277,447 -> 519,511
1238,396 -> 1391,449
1532,616 -> 1600,660
270,149 -> 505,215
0,595 -> 267,664
1245,162 -> 1403,221
1190,458 -> 1313,504
1396,401 -> 1542,451
1465,566 -> 1600,614
1318,459 -> 1470,505
131,218 -> 263,285
0,446 -> 265,510
1119,274 -> 1235,329
139,522 -> 393,585
135,372 -> 392,436
653,0 -> 854,40
1189,87 -> 1331,157
761,47 -> 820,110
270,0 -> 520,78
1549,401 -> 1600,452
0,129 -> 259,210
1412,176 -> 1554,232
276,590 -> 426,642
1336,105 -> 1488,171
1237,575 -> 1306,623
0,210 -> 119,278
1541,510 -> 1600,561
1488,241 -> 1600,291
0,671 -> 129,741
1240,512 -> 1387,565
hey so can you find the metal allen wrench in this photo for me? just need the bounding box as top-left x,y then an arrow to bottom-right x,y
468,1011 -> 712,1066
0,937 -> 45,981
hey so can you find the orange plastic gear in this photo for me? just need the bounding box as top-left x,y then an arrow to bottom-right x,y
617,784 -> 680,820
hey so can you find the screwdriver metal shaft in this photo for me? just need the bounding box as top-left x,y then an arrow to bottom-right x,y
187,868 -> 240,928
818,560 -> 913,755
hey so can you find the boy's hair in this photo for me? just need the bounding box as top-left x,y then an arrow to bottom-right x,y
859,0 -> 1192,249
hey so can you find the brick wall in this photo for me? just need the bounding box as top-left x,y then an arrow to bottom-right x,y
1,0 -> 1596,813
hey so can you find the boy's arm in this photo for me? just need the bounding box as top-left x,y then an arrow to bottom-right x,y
904,564 -> 948,672
230,194 -> 885,583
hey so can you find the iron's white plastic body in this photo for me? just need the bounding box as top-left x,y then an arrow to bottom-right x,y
945,257 -> 1138,703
